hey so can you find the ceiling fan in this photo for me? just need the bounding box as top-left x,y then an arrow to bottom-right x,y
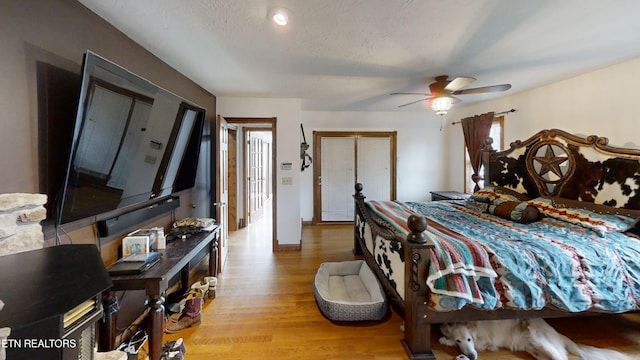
391,75 -> 511,115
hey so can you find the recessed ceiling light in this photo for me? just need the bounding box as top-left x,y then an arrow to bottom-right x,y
269,7 -> 290,26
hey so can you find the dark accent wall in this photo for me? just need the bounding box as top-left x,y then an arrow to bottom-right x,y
1,0 -> 216,240
0,0 -> 217,342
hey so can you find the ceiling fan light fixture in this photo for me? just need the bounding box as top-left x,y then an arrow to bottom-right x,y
431,96 -> 454,116
269,7 -> 290,26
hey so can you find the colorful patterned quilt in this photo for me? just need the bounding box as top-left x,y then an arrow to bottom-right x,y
365,200 -> 640,312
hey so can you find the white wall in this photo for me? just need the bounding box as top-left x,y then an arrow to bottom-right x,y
444,56 -> 640,193
217,97 -> 302,245
301,111 -> 445,221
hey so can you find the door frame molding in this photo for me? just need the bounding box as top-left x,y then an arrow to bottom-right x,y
223,117 -> 278,252
312,131 -> 397,224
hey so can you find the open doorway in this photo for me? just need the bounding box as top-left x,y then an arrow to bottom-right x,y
244,128 -> 273,225
220,117 -> 276,253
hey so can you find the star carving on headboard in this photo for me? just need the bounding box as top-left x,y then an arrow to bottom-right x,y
533,145 -> 568,178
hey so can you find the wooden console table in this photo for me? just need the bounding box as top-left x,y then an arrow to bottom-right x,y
99,226 -> 219,360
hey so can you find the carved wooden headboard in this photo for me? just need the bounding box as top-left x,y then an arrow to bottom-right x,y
481,129 -> 640,213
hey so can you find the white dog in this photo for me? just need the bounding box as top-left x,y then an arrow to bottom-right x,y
438,318 -> 632,360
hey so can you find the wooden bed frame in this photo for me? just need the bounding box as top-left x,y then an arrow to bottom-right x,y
353,129 -> 640,359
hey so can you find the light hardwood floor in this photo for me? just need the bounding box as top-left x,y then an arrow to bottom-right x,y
164,217 -> 640,359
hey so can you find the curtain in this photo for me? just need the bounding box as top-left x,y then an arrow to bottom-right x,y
461,112 -> 494,192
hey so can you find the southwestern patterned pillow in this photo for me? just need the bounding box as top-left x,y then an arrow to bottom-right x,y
527,197 -> 635,237
471,186 -> 526,203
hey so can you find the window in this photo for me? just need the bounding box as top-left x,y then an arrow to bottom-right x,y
464,116 -> 504,193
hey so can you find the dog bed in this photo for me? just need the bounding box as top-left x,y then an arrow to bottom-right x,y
313,260 -> 387,321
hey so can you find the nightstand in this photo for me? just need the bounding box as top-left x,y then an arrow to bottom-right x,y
430,191 -> 470,201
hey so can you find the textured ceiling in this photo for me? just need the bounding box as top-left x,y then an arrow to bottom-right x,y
78,0 -> 640,111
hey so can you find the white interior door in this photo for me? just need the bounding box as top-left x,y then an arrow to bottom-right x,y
320,137 -> 355,221
248,132 -> 268,222
357,137 -> 391,201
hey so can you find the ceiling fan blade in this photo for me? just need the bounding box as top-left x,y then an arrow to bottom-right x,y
397,98 -> 430,108
444,77 -> 476,92
391,92 -> 429,96
452,83 -> 511,95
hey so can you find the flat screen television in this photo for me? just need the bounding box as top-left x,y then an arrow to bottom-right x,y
58,51 -> 206,225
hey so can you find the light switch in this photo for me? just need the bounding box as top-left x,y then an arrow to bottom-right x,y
282,177 -> 293,185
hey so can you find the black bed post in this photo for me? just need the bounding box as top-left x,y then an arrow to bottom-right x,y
353,183 -> 365,256
402,215 -> 436,360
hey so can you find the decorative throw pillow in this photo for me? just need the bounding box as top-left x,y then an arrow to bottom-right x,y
492,186 -> 531,201
550,196 -> 640,218
488,199 -> 540,224
471,186 -> 525,203
527,197 -> 635,237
